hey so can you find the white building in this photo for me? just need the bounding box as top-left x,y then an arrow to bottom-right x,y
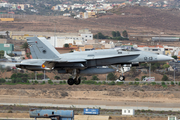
47,29 -> 94,47
137,45 -> 165,55
0,3 -> 11,8
122,109 -> 135,116
79,28 -> 93,41
47,36 -> 83,48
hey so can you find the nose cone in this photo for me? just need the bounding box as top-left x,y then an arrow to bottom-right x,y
157,55 -> 174,62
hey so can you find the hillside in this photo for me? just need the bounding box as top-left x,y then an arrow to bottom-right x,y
105,6 -> 180,35
1,6 -> 180,36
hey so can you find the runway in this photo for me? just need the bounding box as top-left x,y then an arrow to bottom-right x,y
0,102 -> 179,111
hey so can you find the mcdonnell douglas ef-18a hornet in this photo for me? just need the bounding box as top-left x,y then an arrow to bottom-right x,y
16,37 -> 173,85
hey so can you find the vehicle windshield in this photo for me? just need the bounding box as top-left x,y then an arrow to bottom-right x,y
115,46 -> 140,51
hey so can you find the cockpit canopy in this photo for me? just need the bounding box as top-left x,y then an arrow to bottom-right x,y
114,46 -> 140,51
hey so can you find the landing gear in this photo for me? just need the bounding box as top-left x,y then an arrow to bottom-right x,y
67,69 -> 81,85
119,76 -> 125,81
67,77 -> 81,85
111,65 -> 126,81
119,66 -> 125,81
67,78 -> 74,85
74,77 -> 81,85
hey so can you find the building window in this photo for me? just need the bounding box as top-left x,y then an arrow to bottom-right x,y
152,49 -> 158,51
90,36 -> 91,37
124,110 -> 126,113
128,110 -> 130,113
85,36 -> 87,37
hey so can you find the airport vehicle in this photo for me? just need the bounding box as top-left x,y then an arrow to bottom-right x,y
4,51 -> 22,62
142,77 -> 155,82
16,37 -> 173,85
83,108 -> 100,115
29,108 -> 74,120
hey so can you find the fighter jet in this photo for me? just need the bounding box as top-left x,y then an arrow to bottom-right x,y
16,37 -> 173,85
4,51 -> 22,62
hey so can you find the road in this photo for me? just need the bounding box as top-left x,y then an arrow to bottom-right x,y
0,102 -> 179,111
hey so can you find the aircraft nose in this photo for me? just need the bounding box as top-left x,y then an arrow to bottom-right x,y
157,55 -> 174,62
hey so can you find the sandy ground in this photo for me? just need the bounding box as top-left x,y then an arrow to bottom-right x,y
0,84 -> 180,109
0,113 -> 168,120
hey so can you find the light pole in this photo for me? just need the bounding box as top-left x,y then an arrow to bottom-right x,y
44,70 -> 45,80
149,63 -> 151,77
174,62 -> 176,84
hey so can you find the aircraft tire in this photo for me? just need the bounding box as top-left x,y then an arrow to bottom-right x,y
74,77 -> 81,85
119,76 -> 125,81
123,76 -> 125,80
67,78 -> 74,85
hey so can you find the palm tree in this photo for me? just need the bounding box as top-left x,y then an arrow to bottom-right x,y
5,31 -> 9,38
22,42 -> 28,53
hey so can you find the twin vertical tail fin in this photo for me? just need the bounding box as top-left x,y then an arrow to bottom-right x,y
27,37 -> 60,59
4,51 -> 11,58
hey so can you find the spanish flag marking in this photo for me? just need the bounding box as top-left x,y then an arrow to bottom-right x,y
42,64 -> 46,68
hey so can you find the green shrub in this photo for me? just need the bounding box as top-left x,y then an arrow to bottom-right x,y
162,85 -> 167,88
59,81 -> 63,84
48,80 -> 53,84
117,82 -> 124,85
102,81 -> 106,84
151,82 -> 156,85
34,80 -> 38,84
42,81 -> 45,84
10,73 -> 29,83
95,81 -> 102,85
0,78 -> 6,83
54,76 -> 60,80
91,75 -> 99,80
83,80 -> 96,84
129,82 -> 134,85
108,81 -> 115,85
107,73 -> 117,80
81,77 -> 87,80
135,78 -> 139,81
134,82 -> 139,85
162,75 -> 168,81
82,80 -> 85,84
171,81 -> 174,85
161,82 -> 165,85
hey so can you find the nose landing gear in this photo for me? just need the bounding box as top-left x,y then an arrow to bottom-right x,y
119,76 -> 125,81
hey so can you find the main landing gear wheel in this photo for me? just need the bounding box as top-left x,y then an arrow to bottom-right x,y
119,76 -> 125,81
74,77 -> 81,85
67,78 -> 74,85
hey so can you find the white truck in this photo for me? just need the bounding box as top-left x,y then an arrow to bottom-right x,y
142,77 -> 155,82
